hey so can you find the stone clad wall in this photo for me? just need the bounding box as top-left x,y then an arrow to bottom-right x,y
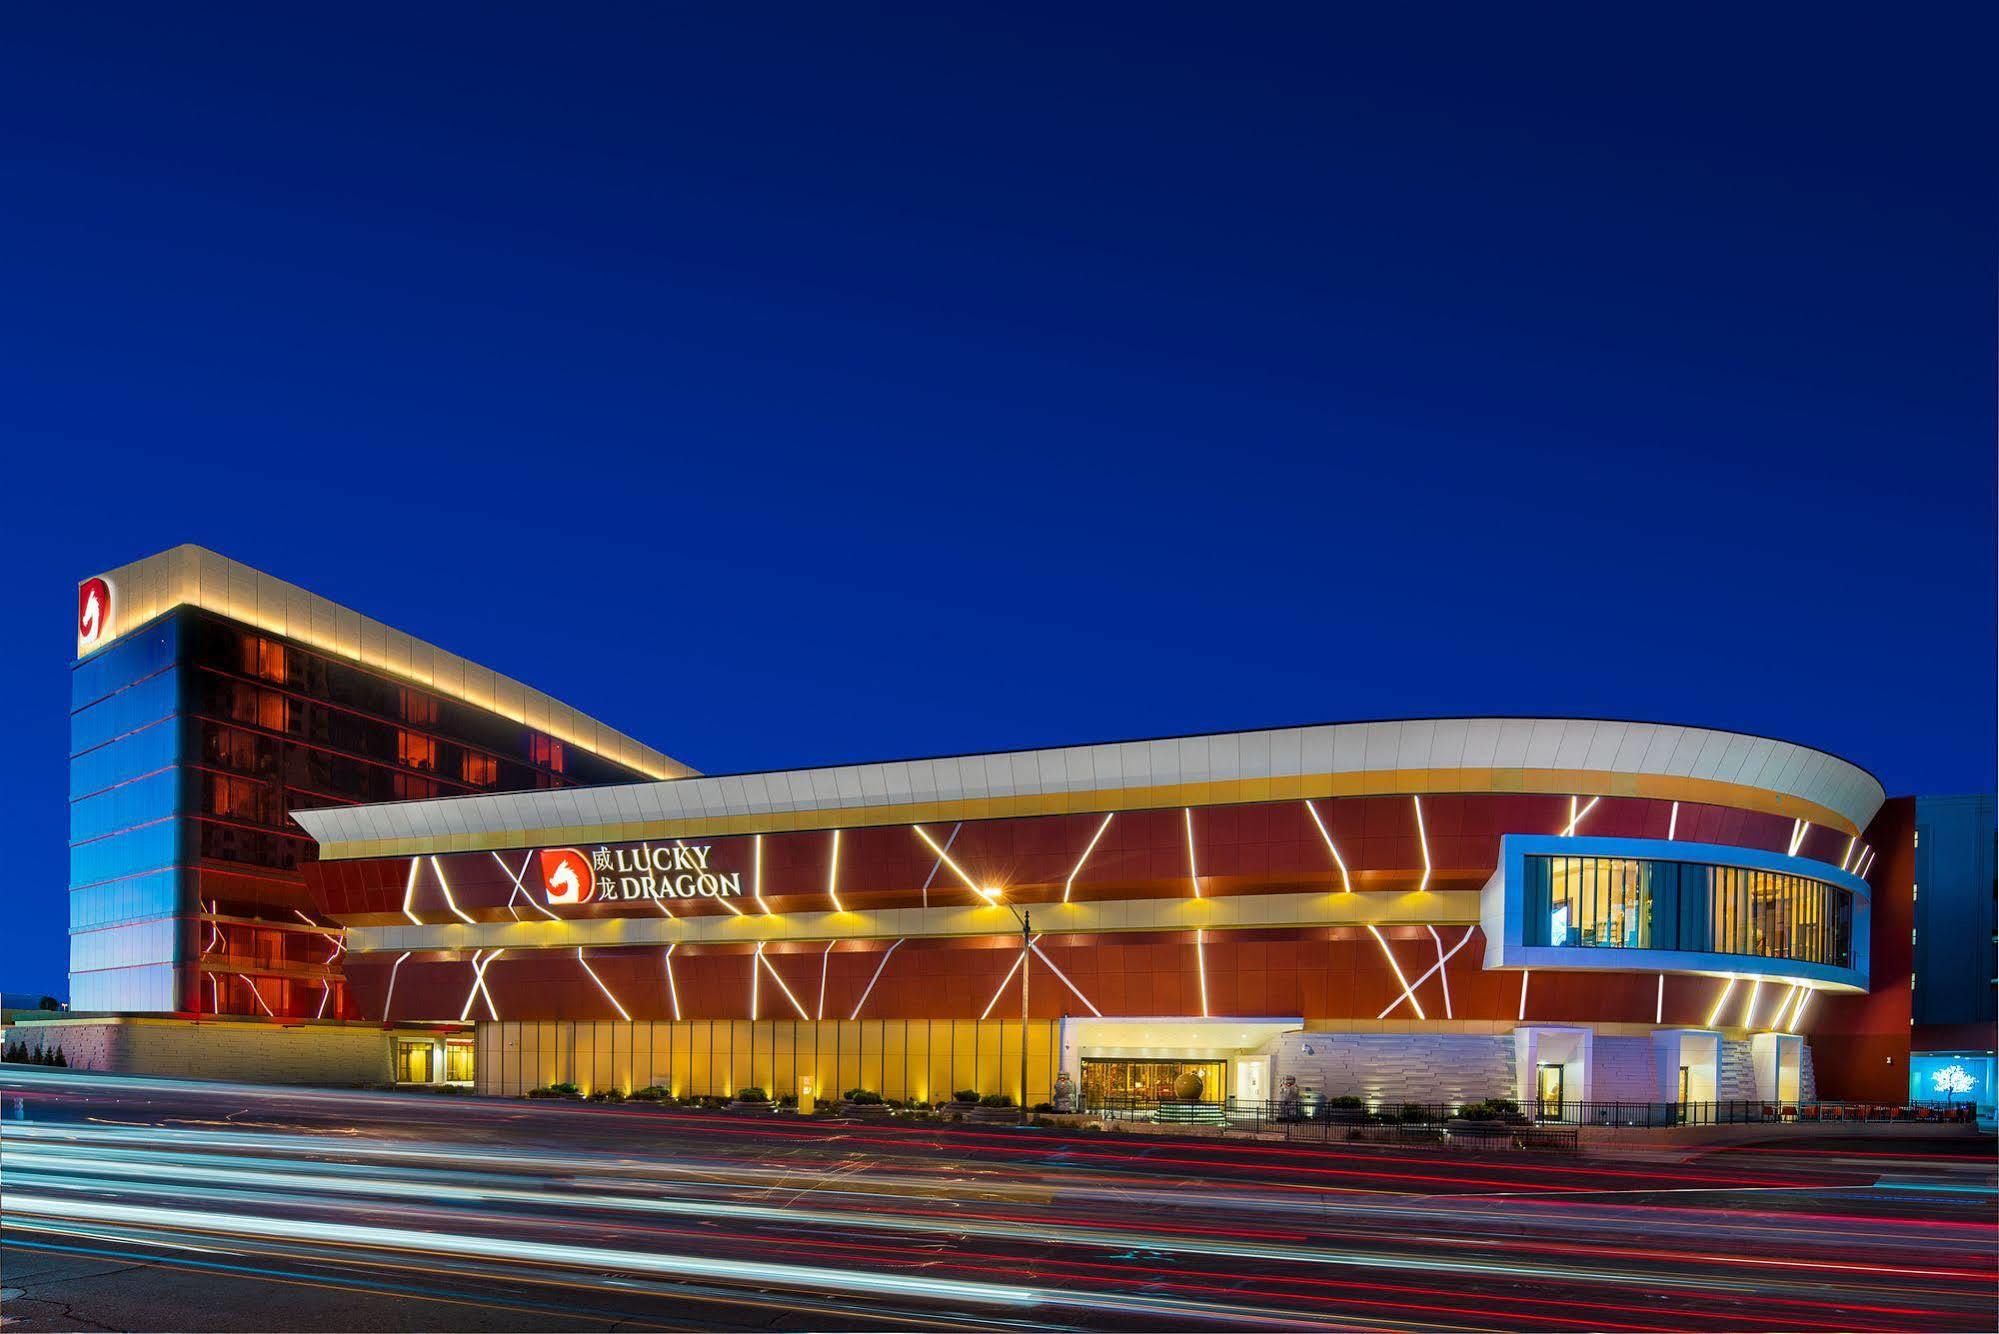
1268,1032 -> 1514,1107
4,1019 -> 395,1086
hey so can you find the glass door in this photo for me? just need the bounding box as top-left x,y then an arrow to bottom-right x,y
1536,1062 -> 1565,1119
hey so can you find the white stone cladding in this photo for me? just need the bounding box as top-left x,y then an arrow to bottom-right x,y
1589,1035 -> 1661,1101
1718,1036 -> 1759,1099
1268,1032 -> 1515,1107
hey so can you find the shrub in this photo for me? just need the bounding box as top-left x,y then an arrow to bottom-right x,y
1327,1094 -> 1365,1110
843,1089 -> 884,1105
1398,1103 -> 1432,1124
1031,1101 -> 1054,1113
953,1089 -> 979,1103
777,1094 -> 797,1108
586,1088 -> 626,1102
736,1087 -> 770,1103
628,1085 -> 670,1101
979,1093 -> 1015,1108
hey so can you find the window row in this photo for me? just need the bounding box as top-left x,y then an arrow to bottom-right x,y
1522,853 -> 1853,968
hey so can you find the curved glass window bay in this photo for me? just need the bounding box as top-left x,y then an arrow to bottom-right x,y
1521,853 -> 1853,968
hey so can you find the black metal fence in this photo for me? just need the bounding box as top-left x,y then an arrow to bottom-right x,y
1078,1094 -> 1981,1141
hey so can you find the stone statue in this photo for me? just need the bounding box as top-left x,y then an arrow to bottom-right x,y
1278,1074 -> 1303,1121
1052,1070 -> 1075,1113
1172,1069 -> 1206,1102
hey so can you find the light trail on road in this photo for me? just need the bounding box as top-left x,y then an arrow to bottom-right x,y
2,1069 -> 1993,1331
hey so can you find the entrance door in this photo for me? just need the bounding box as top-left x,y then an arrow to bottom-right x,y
1536,1063 -> 1565,1119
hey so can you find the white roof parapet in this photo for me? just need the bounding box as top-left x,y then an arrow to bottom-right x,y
292,717 -> 1885,859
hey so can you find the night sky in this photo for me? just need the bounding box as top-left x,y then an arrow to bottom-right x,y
2,5 -> 1991,999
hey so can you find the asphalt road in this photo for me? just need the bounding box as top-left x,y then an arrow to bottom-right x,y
2,1068 -> 1993,1331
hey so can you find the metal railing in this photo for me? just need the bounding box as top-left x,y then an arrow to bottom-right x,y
1078,1094 -> 1982,1138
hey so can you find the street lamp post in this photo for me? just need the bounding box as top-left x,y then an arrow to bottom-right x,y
1020,908 -> 1030,1123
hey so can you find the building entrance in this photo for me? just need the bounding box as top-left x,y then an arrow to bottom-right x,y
1080,1058 -> 1225,1103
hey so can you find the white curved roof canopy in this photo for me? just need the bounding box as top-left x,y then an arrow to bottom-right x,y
294,717 -> 1885,861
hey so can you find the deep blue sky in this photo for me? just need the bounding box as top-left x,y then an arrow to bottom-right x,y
2,5 -> 1991,998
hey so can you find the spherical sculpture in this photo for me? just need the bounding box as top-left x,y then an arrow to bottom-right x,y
1172,1070 -> 1206,1101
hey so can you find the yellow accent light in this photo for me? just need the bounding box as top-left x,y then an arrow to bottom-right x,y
1183,808 -> 1201,899
1367,924 -> 1424,1021
817,940 -> 837,1019
1788,986 -> 1814,1032
826,829 -> 844,913
1063,813 -> 1115,904
1411,796 -> 1431,892
849,939 -> 904,1019
1027,939 -> 1102,1016
429,856 -> 477,926
912,825 -> 993,902
383,950 -> 413,1020
757,942 -> 810,1020
753,834 -> 771,915
577,947 -> 631,1021
1787,819 -> 1810,857
1559,795 -> 1599,837
401,858 -> 423,926
980,948 -> 1029,1020
1303,800 -> 1352,892
1706,975 -> 1739,1028
662,942 -> 682,1021
1740,977 -> 1762,1029
1426,925 -> 1454,1019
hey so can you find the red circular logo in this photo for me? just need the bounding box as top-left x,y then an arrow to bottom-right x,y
77,577 -> 113,649
539,847 -> 596,905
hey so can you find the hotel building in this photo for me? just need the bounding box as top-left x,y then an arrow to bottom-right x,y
34,547 -> 1983,1110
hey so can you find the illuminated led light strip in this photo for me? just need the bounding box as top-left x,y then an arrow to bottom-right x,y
1366,925 -> 1424,1021
1302,800 -> 1352,893
979,947 -> 1030,1020
1788,985 -> 1814,1032
206,974 -> 218,1014
401,858 -> 423,926
1183,809 -> 1202,899
459,949 -> 503,1022
756,943 -> 810,1020
1559,795 -> 1600,837
1667,801 -> 1680,840
381,951 -> 413,1020
1194,929 -> 1210,1018
752,834 -> 771,915
576,947 -> 630,1022
1840,834 -> 1859,872
1063,813 -> 1115,904
817,940 -> 836,1019
429,857 -> 477,925
662,943 -> 681,1022
1411,796 -> 1431,892
1517,969 -> 1530,1021
1768,984 -> 1797,1033
1705,975 -> 1739,1028
912,825 -> 992,902
1655,973 -> 1665,1025
1026,940 -> 1101,1016
201,900 -> 220,955
1740,977 -> 1762,1029
1425,925 -> 1454,1019
849,939 -> 905,1019
1376,926 -> 1474,1019
1787,819 -> 1810,857
244,977 -> 273,1017
917,822 -> 960,909
491,852 -> 560,922
315,980 -> 332,1020
750,940 -> 760,1019
825,829 -> 844,912
1856,847 -> 1875,878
